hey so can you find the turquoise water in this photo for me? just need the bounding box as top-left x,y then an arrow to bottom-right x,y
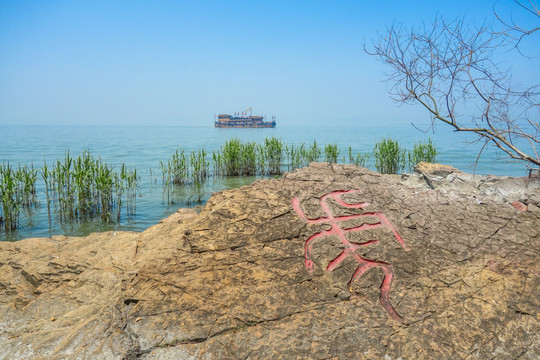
0,123 -> 531,241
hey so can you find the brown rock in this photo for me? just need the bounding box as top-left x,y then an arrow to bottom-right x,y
0,163 -> 538,359
414,162 -> 461,177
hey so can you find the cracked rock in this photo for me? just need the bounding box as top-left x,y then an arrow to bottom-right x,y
0,164 -> 538,359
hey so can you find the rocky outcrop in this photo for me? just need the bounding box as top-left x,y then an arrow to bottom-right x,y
0,163 -> 539,359
407,162 -> 540,209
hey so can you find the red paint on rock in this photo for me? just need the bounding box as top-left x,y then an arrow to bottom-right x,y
511,201 -> 528,212
292,190 -> 408,322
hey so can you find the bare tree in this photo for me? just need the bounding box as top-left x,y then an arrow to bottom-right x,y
495,0 -> 540,52
367,15 -> 539,169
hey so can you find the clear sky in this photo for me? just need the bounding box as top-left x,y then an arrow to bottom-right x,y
0,0 -> 538,126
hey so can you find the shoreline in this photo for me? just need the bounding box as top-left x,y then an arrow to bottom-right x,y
6,162 -> 540,244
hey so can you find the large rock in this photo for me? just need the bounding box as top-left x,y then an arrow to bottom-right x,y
0,163 -> 539,359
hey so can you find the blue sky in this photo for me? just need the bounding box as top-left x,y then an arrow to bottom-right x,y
0,0 -> 538,126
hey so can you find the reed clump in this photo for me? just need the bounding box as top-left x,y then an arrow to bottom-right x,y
408,138 -> 437,171
264,137 -> 283,175
190,148 -> 209,202
324,144 -> 340,163
2,151 -> 138,233
373,138 -> 407,174
373,138 -> 438,174
161,148 -> 209,204
44,151 -> 138,223
348,147 -> 370,167
0,163 -> 39,232
3,136 -> 439,236
212,151 -> 224,177
222,138 -> 243,176
215,137 -> 285,176
305,140 -> 321,164
241,142 -> 257,176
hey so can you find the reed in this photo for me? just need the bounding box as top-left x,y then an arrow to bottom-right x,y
0,163 -> 40,232
304,140 -> 321,164
114,164 -> 138,221
291,144 -> 302,171
161,148 -> 209,204
17,164 -> 38,207
41,161 -> 52,228
265,137 -> 283,175
285,145 -> 292,171
347,147 -> 371,168
373,138 -> 406,174
324,144 -> 340,163
160,160 -> 171,204
170,149 -> 189,185
0,163 -> 19,232
190,149 -> 209,181
210,138 -> 327,176
43,151 -> 138,224
241,142 -> 257,176
222,138 -> 243,176
256,144 -> 267,175
124,167 -> 138,216
408,138 -> 437,171
190,149 -> 209,203
285,144 -> 304,171
212,151 -> 224,176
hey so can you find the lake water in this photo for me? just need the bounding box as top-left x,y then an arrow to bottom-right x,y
0,123 -> 531,241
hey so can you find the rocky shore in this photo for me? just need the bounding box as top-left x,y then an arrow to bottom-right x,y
1,163 -> 538,359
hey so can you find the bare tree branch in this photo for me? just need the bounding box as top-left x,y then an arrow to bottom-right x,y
494,0 -> 540,54
366,16 -> 540,169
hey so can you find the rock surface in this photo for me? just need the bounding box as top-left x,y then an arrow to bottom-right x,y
1,163 -> 539,359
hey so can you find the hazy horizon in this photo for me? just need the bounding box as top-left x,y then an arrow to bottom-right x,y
1,0 -> 538,127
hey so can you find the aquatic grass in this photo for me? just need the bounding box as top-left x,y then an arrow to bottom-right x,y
208,138 -> 348,176
170,149 -> 189,185
123,166 -> 138,217
0,163 -> 40,232
347,147 -> 371,168
2,135 -> 440,237
300,140 -> 321,166
43,151 -> 138,224
0,163 -> 20,232
256,144 -> 267,175
324,144 -> 340,163
41,161 -> 52,228
190,149 -> 209,203
212,151 -> 224,176
285,145 -> 292,171
408,138 -> 437,171
161,148 -> 209,204
292,144 -> 304,170
373,138 -> 407,174
265,137 -> 283,175
160,160 -> 172,204
285,144 -> 304,171
222,138 -> 243,176
15,164 -> 38,208
241,142 -> 257,176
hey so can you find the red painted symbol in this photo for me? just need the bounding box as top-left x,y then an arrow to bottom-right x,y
292,190 -> 409,322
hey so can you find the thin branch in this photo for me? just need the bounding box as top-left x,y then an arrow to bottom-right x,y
367,15 -> 540,168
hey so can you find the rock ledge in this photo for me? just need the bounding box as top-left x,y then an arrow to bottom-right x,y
0,164 -> 538,359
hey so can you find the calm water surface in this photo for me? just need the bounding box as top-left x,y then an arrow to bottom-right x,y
0,123 -> 531,241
